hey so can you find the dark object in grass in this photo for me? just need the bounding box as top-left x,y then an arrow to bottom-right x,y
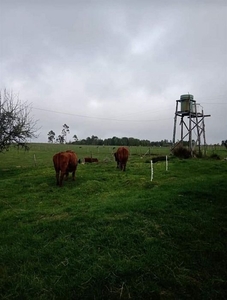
84,157 -> 99,163
172,145 -> 191,159
209,153 -> 221,160
152,156 -> 167,163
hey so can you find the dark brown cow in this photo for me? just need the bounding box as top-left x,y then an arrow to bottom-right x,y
114,146 -> 129,171
53,150 -> 78,186
84,157 -> 98,163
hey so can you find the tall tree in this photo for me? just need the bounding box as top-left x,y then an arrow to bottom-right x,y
91,135 -> 98,145
73,134 -> 78,143
56,134 -> 65,144
62,124 -> 70,143
47,130 -> 55,143
0,89 -> 38,152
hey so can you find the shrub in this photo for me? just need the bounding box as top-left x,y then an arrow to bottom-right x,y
172,145 -> 191,159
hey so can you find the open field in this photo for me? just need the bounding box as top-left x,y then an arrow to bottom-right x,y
0,144 -> 227,299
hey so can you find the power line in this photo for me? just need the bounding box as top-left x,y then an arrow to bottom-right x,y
32,106 -> 172,122
200,102 -> 227,104
33,100 -> 226,123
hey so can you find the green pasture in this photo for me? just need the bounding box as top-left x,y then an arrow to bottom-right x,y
0,144 -> 227,299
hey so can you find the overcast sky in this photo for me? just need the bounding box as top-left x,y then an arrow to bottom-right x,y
1,0 -> 227,144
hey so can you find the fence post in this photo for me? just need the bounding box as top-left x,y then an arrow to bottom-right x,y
151,160 -> 153,181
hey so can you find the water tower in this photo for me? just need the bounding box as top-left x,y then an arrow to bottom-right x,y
172,94 -> 211,156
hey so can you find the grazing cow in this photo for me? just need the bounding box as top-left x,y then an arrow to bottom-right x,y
114,147 -> 129,171
53,150 -> 78,186
84,157 -> 98,163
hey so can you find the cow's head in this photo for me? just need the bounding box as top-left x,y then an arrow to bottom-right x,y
114,152 -> 118,161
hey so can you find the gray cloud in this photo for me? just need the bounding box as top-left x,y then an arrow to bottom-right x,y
1,0 -> 226,144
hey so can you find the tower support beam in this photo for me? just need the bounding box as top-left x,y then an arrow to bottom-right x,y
171,95 -> 210,156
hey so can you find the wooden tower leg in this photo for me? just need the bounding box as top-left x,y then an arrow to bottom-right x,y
195,104 -> 201,155
202,110 -> 207,156
172,101 -> 178,146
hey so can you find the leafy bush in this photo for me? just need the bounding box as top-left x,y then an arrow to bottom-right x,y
172,145 -> 191,159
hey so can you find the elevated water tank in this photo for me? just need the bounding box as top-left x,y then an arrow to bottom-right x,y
193,103 -> 202,114
180,94 -> 194,113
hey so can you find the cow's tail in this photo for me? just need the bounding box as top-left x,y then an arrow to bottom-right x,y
54,153 -> 61,186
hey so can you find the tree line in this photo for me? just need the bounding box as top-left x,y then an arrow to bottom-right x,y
48,125 -> 227,148
222,140 -> 227,149
47,125 -> 171,147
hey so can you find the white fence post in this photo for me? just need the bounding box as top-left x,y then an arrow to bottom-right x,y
151,160 -> 153,181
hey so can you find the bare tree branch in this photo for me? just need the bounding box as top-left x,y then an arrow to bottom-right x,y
0,89 -> 39,152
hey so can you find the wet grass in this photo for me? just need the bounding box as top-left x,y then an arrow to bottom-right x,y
0,144 -> 227,299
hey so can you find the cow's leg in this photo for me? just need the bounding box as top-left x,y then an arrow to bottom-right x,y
72,165 -> 77,181
59,174 -> 64,186
59,164 -> 68,186
65,172 -> 69,181
56,172 -> 60,185
59,172 -> 65,187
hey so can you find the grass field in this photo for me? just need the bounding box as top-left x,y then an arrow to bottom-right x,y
0,144 -> 227,299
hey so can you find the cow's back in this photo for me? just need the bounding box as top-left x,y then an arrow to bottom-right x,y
66,150 -> 78,171
53,152 -> 69,171
53,150 -> 78,186
117,147 -> 129,162
114,146 -> 129,171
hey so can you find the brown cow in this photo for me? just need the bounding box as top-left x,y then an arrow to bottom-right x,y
84,157 -> 98,163
53,150 -> 78,186
114,146 -> 129,171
